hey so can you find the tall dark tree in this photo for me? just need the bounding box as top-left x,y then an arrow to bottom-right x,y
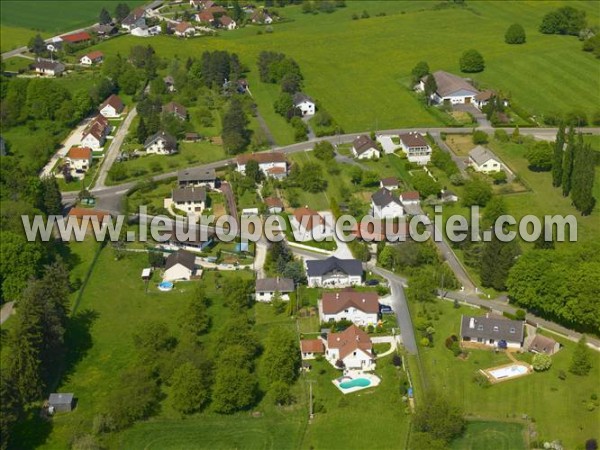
0,371 -> 21,450
137,116 -> 148,144
480,235 -> 520,291
40,176 -> 63,216
28,34 -> 45,56
569,336 -> 592,375
424,74 -> 438,105
552,123 -> 565,187
221,98 -> 249,155
114,3 -> 130,22
571,138 -> 596,215
561,126 -> 575,196
411,61 -> 430,85
99,7 -> 112,25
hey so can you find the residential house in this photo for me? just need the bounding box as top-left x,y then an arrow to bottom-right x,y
122,8 -> 146,31
255,277 -> 295,302
236,152 -> 288,179
264,196 -> 284,214
440,189 -> 459,203
460,314 -> 525,349
174,21 -> 195,37
161,225 -> 216,252
145,131 -> 177,155
300,339 -> 325,360
178,167 -> 217,189
398,132 -> 431,165
163,101 -> 187,120
60,31 -> 92,44
352,135 -> 380,160
380,177 -> 399,190
190,0 -> 214,8
164,249 -> 196,282
67,208 -> 110,231
400,191 -> 420,205
473,90 -> 508,110
469,146 -> 503,173
351,220 -> 410,243
371,188 -> 405,219
46,37 -> 62,52
219,15 -> 237,30
131,25 -> 150,37
293,92 -> 315,116
163,75 -> 176,92
65,147 -> 92,174
170,186 -> 206,214
291,206 -> 333,242
419,70 -> 480,105
95,24 -> 118,37
306,256 -> 363,288
81,115 -> 110,150
325,325 -> 375,370
99,94 -> 124,118
251,9 -> 273,24
195,11 -> 215,24
32,59 -> 65,76
80,51 -> 104,65
528,334 -> 560,356
319,289 -> 379,326
48,393 -> 75,413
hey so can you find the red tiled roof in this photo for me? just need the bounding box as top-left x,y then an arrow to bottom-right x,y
61,31 -> 91,43
100,94 -> 124,113
237,152 -> 287,165
321,289 -> 379,315
293,207 -> 323,230
175,21 -> 194,33
380,177 -> 399,187
401,191 -> 420,201
300,339 -> 325,354
67,147 -> 92,159
68,208 -> 109,220
265,197 -> 284,208
327,325 -> 373,360
83,50 -> 104,61
399,132 -> 428,148
220,15 -> 234,25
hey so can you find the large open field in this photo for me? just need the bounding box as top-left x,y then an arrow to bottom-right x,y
72,0 -> 600,141
451,420 -> 527,450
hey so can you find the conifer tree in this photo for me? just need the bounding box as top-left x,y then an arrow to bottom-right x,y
569,336 -> 592,375
561,125 -> 575,196
552,123 -> 565,187
571,137 -> 596,215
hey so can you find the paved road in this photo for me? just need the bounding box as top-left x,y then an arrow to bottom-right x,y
94,107 -> 138,189
40,118 -> 92,178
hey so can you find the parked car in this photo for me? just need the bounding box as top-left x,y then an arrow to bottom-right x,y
380,304 -> 393,314
366,279 -> 380,286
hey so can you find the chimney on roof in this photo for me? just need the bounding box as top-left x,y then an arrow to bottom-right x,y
469,317 -> 475,329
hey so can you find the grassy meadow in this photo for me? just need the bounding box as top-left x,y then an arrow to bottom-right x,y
451,420 -> 527,450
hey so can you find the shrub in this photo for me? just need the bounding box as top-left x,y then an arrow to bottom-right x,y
450,173 -> 465,186
473,372 -> 491,388
565,110 -> 588,126
472,130 -> 489,144
445,335 -> 458,350
420,337 -> 431,347
494,129 -> 509,142
505,23 -> 526,44
532,353 -> 552,371
392,354 -> 402,367
558,370 -> 567,380
459,49 -> 485,73
515,309 -> 526,320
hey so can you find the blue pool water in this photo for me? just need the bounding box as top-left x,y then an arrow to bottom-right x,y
339,378 -> 371,389
158,281 -> 174,291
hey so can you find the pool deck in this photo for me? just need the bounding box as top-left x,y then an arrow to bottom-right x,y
480,362 -> 533,384
332,372 -> 381,394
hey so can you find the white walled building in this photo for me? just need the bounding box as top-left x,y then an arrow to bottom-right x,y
371,188 -> 405,219
469,146 -> 503,173
398,132 -> 431,165
319,289 -> 379,326
325,325 -> 375,370
255,277 -> 294,302
306,256 -> 363,288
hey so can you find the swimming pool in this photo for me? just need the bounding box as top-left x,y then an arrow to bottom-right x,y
158,281 -> 174,291
339,378 -> 371,389
489,364 -> 528,380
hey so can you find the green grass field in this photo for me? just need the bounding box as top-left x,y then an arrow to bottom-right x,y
451,420 -> 526,450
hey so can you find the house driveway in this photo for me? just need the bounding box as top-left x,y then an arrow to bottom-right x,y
371,335 -> 400,358
453,104 -> 492,129
376,135 -> 401,154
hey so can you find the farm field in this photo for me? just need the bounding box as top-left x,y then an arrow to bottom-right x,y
78,1 -> 599,137
450,420 -> 527,450
410,299 -> 600,449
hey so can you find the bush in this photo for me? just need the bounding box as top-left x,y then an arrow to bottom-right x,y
472,130 -> 489,145
459,49 -> 485,73
532,353 -> 552,371
472,372 -> 491,388
450,173 -> 465,186
515,309 -> 526,320
565,110 -> 588,126
270,381 -> 294,406
558,370 -> 567,380
420,337 -> 431,347
505,23 -> 526,44
392,354 -> 402,367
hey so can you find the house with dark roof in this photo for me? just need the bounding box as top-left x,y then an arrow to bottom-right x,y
164,249 -> 196,281
178,167 -> 217,189
528,334 -> 560,356
319,289 -> 379,326
163,101 -> 187,120
468,146 -> 503,173
371,188 -> 404,219
81,115 -> 110,150
145,131 -> 177,155
236,152 -> 288,179
400,191 -> 420,205
351,135 -> 380,160
99,94 -> 124,118
398,132 -> 431,165
380,177 -> 399,190
255,277 -> 295,302
460,314 -> 525,349
290,206 -> 333,242
169,186 -> 206,214
160,224 -> 216,252
419,70 -> 480,105
306,256 -> 363,288
325,325 -> 375,370
300,339 -> 325,360
293,92 -> 315,116
32,59 -> 65,76
122,8 -> 146,30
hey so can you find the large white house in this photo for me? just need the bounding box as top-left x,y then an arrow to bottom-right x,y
293,92 -> 315,116
236,152 -> 288,179
32,59 -> 65,76
468,146 -> 503,173
81,115 -> 110,151
177,167 -> 217,189
352,135 -> 380,160
460,314 -> 524,350
163,250 -> 196,282
255,277 -> 295,302
371,188 -> 405,219
80,51 -> 104,65
290,207 -> 333,242
169,186 -> 206,214
419,70 -> 480,105
306,256 -> 363,288
319,289 -> 379,326
121,8 -> 146,31
174,21 -> 196,37
325,325 -> 375,370
145,131 -> 177,155
99,94 -> 124,118
65,146 -> 92,176
398,132 -> 431,165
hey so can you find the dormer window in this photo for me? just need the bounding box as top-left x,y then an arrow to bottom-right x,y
477,325 -> 483,331
510,327 -> 516,333
493,326 -> 499,332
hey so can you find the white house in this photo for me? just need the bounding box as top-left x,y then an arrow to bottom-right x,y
469,146 -> 503,173
46,37 -> 62,53
255,277 -> 294,302
81,116 -> 110,151
398,132 -> 431,165
440,189 -> 459,203
80,51 -> 104,65
163,250 -> 196,282
122,8 -> 146,31
293,92 -> 315,116
460,314 -> 524,350
380,177 -> 399,190
170,186 -> 206,214
65,146 -> 92,175
399,191 -> 420,205
300,339 -> 325,360
236,152 -> 288,179
419,70 -> 480,105
371,188 -> 404,219
99,94 -> 124,118
351,135 -> 380,159
219,15 -> 237,30
32,59 -> 65,76
177,167 -> 217,189
290,207 -> 333,242
131,25 -> 150,37
306,256 -> 363,288
145,131 -> 177,155
325,325 -> 375,370
319,289 -> 379,326
174,21 -> 195,37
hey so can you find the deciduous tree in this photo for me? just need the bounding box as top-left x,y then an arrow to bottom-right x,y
170,362 -> 209,414
459,49 -> 485,73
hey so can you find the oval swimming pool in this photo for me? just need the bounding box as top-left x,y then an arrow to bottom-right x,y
158,281 -> 174,291
339,378 -> 371,389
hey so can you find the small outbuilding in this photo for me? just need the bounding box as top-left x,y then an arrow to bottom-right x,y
48,393 -> 75,413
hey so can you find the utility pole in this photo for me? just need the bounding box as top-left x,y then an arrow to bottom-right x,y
307,379 -> 316,420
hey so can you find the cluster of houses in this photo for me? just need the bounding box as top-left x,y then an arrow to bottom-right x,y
353,132 -> 432,165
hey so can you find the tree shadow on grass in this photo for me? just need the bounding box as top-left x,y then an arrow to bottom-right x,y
9,408 -> 53,450
60,309 -> 99,385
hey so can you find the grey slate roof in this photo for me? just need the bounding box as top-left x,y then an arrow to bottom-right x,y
427,70 -> 480,97
460,315 -> 524,343
178,167 -> 216,183
172,186 -> 206,203
144,131 -> 177,150
165,249 -> 196,271
352,135 -> 378,155
293,92 -> 314,105
306,256 -> 363,278
469,145 -> 499,166
255,277 -> 295,293
49,393 -> 74,405
32,59 -> 65,73
371,188 -> 402,208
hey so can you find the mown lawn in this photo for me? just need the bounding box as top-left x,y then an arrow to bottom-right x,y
411,299 -> 600,449
451,420 -> 526,450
